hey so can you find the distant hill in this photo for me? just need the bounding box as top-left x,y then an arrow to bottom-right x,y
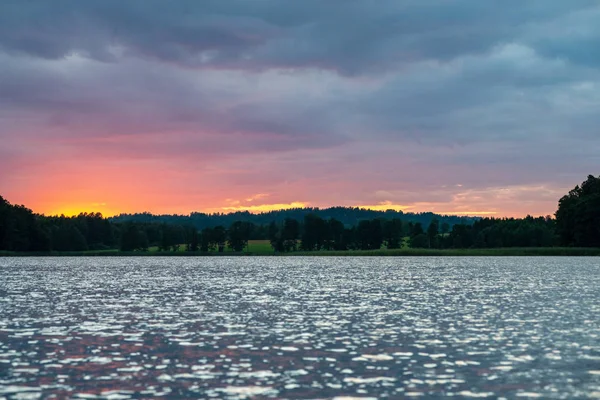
109,206 -> 479,229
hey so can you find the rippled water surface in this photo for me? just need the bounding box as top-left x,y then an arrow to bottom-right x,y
1,257 -> 600,399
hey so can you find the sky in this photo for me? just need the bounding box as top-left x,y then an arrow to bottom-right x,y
1,0 -> 599,217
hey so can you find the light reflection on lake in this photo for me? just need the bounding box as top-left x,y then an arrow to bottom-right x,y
1,256 -> 599,399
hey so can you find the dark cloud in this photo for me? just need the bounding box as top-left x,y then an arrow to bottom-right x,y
0,0 -> 597,73
2,0 -> 600,216
0,53 -> 348,155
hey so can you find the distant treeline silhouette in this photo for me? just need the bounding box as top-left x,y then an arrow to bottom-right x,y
1,175 -> 598,252
109,207 -> 475,231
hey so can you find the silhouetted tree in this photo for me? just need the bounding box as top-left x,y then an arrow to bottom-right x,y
301,214 -> 327,251
282,218 -> 300,251
427,219 -> 439,248
411,222 -> 424,238
213,226 -> 227,252
383,219 -> 403,249
188,228 -> 199,252
449,224 -> 474,248
410,233 -> 429,248
0,197 -> 50,251
159,224 -> 172,251
120,224 -> 147,251
200,227 -> 213,252
556,175 -> 600,247
268,221 -> 284,252
112,206 -> 475,233
441,222 -> 450,235
326,218 -> 347,250
356,219 -> 384,250
228,221 -> 252,252
52,225 -> 88,251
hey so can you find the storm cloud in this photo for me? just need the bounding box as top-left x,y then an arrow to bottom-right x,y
1,0 -> 599,216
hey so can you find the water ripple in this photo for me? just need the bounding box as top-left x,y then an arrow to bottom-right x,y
0,256 -> 599,398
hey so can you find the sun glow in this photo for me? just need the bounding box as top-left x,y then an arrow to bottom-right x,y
435,210 -> 498,216
355,201 -> 410,212
47,204 -> 115,217
216,202 -> 309,213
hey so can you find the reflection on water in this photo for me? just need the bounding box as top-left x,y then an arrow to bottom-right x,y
1,256 -> 599,399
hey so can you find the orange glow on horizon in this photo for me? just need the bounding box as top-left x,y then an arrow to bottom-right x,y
356,201 -> 409,212
39,200 -> 501,218
213,202 -> 310,213
428,210 -> 498,216
356,202 -> 499,217
6,161 -> 559,219
46,203 -> 118,218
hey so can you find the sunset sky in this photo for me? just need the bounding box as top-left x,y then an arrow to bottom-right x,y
1,1 -> 599,217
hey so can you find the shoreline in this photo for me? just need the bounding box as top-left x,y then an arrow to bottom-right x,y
2,247 -> 600,257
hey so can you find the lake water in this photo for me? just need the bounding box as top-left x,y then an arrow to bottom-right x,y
1,257 -> 599,399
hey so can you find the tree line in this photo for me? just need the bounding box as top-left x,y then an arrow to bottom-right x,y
1,175 -> 599,252
109,206 -> 477,231
266,214 -> 557,251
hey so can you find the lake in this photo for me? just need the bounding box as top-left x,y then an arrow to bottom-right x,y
1,257 -> 599,399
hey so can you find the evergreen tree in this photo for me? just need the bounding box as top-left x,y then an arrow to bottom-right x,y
556,175 -> 600,247
409,233 -> 429,248
199,228 -> 212,252
383,219 -> 403,249
411,222 -> 424,237
120,224 -> 140,251
300,214 -> 326,251
228,221 -> 251,252
212,226 -> 227,252
327,218 -> 346,250
427,219 -> 439,248
356,219 -> 383,250
282,218 -> 300,251
188,228 -> 199,252
268,221 -> 284,252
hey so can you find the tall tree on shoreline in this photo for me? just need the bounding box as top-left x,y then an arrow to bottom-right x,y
427,219 -> 440,248
228,221 -> 253,252
556,175 -> 600,247
383,219 -> 403,249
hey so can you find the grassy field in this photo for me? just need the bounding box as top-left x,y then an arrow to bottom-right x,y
290,247 -> 600,256
144,240 -> 600,256
2,243 -> 600,257
146,240 -> 274,254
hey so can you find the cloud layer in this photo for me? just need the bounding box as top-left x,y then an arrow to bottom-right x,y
1,0 -> 599,216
